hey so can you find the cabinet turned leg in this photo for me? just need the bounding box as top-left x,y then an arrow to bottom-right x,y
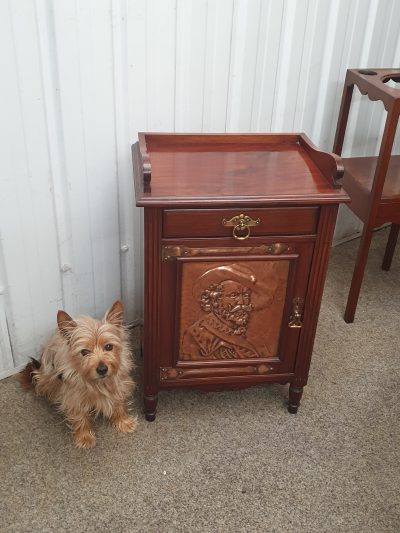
144,394 -> 158,422
288,385 -> 304,414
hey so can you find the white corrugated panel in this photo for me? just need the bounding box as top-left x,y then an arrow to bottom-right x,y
1,0 -> 399,376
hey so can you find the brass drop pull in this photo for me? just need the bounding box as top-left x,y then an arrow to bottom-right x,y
288,297 -> 304,328
222,213 -> 260,240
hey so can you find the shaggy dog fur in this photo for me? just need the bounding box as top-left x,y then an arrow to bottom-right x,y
20,300 -> 137,449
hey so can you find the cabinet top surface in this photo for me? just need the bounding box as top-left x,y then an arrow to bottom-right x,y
133,133 -> 349,207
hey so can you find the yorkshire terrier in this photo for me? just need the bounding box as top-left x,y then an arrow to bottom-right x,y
20,300 -> 137,449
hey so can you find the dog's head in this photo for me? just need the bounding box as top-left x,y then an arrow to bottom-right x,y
57,300 -> 128,382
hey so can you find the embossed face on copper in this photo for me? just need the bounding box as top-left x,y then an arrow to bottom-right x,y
200,280 -> 254,333
219,281 -> 251,309
216,280 -> 253,330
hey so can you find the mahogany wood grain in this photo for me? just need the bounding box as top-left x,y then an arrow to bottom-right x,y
342,156 -> 400,224
288,385 -> 303,414
299,133 -> 344,188
134,133 -> 348,419
382,224 -> 400,270
160,373 -> 294,390
145,132 -> 299,151
163,207 -> 319,238
133,133 -> 348,207
333,83 -> 354,156
333,68 -> 400,322
293,205 -> 338,389
143,208 -> 162,421
138,132 -> 151,183
336,68 -> 400,112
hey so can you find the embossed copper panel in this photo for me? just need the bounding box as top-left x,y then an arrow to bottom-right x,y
178,260 -> 290,361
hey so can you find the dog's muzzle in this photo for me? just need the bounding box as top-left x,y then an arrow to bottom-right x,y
96,364 -> 108,377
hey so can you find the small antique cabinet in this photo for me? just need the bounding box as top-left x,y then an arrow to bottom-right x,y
132,133 -> 349,421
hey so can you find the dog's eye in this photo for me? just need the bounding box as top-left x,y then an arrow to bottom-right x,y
104,344 -> 113,352
80,349 -> 90,356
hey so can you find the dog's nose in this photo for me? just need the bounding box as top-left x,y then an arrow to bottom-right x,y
96,364 -> 108,376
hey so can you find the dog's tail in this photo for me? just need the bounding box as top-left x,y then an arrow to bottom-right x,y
19,357 -> 41,390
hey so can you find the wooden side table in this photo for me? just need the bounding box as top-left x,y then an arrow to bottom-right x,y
333,68 -> 400,323
132,133 -> 349,420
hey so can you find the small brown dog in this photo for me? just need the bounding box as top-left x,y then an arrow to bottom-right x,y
20,300 -> 137,449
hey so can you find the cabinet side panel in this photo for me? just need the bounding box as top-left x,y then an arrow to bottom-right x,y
143,208 -> 162,402
294,204 -> 339,385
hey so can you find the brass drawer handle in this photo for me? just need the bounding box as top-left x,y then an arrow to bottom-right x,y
222,213 -> 260,240
288,297 -> 304,328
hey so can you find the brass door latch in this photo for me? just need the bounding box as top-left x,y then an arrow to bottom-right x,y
222,213 -> 260,240
288,297 -> 304,328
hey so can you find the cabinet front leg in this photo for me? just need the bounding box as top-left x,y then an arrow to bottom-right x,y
144,393 -> 158,422
288,385 -> 304,414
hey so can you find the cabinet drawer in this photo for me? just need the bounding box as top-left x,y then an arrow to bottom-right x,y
163,207 -> 319,238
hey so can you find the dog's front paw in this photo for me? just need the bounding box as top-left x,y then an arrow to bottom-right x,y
113,415 -> 137,433
73,430 -> 97,449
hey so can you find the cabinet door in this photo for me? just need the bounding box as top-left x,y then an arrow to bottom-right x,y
159,239 -> 314,385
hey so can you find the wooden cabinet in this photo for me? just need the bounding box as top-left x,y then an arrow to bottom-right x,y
133,133 -> 349,420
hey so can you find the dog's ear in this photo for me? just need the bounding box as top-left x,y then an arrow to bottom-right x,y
104,300 -> 124,326
57,310 -> 77,339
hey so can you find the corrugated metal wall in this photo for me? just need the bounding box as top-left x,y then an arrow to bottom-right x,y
1,0 -> 400,376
